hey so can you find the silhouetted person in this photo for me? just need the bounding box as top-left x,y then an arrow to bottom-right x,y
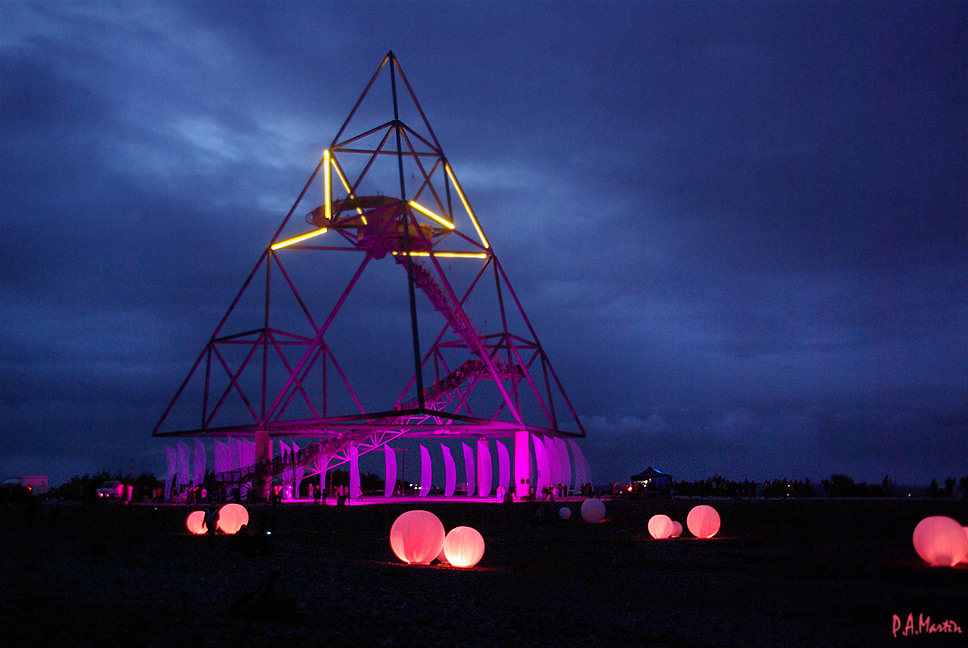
205,505 -> 219,539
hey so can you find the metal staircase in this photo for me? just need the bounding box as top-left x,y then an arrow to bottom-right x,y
405,259 -> 483,351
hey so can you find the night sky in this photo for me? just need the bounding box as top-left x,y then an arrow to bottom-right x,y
2,1 -> 966,488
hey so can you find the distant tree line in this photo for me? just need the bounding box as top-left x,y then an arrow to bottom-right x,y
821,474 -> 890,498
929,476 -> 968,499
670,474 -> 968,499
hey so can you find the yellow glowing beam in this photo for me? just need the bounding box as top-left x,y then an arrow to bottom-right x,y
333,158 -> 351,192
271,228 -> 328,250
445,163 -> 488,249
332,160 -> 367,222
392,251 -> 488,259
324,150 -> 332,223
408,200 -> 455,230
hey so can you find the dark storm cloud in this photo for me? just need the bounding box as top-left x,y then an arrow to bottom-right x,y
1,1 -> 965,486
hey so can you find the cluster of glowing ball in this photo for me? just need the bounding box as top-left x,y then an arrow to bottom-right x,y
390,510 -> 446,565
686,505 -> 721,539
185,510 -> 208,535
648,514 -> 675,540
640,506 -> 719,540
643,516 -> 686,540
559,507 -> 572,520
912,516 -> 968,567
671,521 -> 683,538
580,498 -> 606,523
216,503 -> 249,535
442,526 -> 486,568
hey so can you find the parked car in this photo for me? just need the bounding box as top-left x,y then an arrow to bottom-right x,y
97,480 -> 124,499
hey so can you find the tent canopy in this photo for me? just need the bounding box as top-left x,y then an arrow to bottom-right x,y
630,467 -> 671,483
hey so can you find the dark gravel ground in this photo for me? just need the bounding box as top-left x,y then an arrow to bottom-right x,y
2,497 -> 966,647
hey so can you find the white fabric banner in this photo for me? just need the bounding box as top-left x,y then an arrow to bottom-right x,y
554,437 -> 571,491
177,442 -> 191,488
567,439 -> 592,488
193,440 -> 206,486
214,439 -> 228,474
532,435 -> 549,494
543,436 -> 560,487
419,444 -> 432,497
164,445 -> 176,499
442,444 -> 456,497
496,440 -> 511,495
229,437 -> 241,471
461,441 -> 475,496
477,439 -> 492,498
243,440 -> 255,469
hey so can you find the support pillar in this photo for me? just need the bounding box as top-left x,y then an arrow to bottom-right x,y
514,429 -> 530,501
350,445 -> 361,500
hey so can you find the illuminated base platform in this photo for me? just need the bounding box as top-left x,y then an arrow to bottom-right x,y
289,495 -> 590,506
155,495 -> 591,507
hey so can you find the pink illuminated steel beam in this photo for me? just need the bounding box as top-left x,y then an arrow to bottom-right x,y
260,205 -> 405,427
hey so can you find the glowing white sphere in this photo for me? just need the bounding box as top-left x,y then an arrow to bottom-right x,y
912,516 -> 968,567
216,503 -> 249,535
686,505 -> 721,539
671,521 -> 683,538
580,498 -> 605,523
559,506 -> 572,520
648,514 -> 674,540
390,510 -> 445,565
185,510 -> 207,535
443,526 -> 485,568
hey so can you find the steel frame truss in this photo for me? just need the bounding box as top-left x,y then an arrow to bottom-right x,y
154,52 -> 584,475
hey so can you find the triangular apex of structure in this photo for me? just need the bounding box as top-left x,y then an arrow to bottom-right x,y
332,52 -> 441,149
154,53 -> 585,443
270,52 -> 490,257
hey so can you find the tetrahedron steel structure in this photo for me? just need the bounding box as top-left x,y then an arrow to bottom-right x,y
154,52 -> 585,496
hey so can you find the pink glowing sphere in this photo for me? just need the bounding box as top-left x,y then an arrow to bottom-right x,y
559,507 -> 572,520
912,516 -> 968,567
580,498 -> 606,523
686,505 -> 721,539
443,526 -> 486,568
216,503 -> 249,535
671,521 -> 683,538
390,510 -> 445,565
648,514 -> 674,540
963,528 -> 968,564
185,510 -> 207,535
